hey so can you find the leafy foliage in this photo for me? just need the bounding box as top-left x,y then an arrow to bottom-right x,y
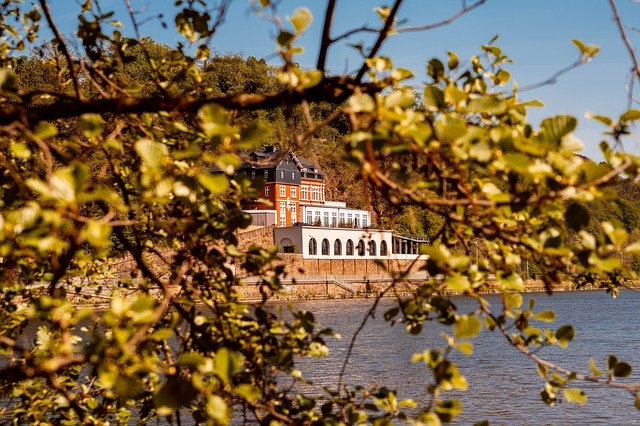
1,1 -> 640,425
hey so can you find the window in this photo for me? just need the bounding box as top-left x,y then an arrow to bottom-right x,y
280,170 -> 284,179
354,214 -> 360,228
301,186 -> 308,200
357,240 -> 365,256
279,185 -> 285,197
331,212 -> 337,227
292,172 -> 295,179
264,187 -> 270,197
334,239 -> 342,255
290,203 -> 297,224
321,239 -> 329,255
347,213 -> 353,226
314,211 -> 320,225
362,214 -> 368,228
346,239 -> 354,255
306,211 -> 312,224
339,213 -> 345,225
290,187 -> 297,198
309,238 -> 317,255
311,187 -> 319,201
279,202 -> 286,226
380,240 -> 388,256
323,212 -> 329,226
251,169 -> 255,179
368,240 -> 377,256
264,169 -> 269,179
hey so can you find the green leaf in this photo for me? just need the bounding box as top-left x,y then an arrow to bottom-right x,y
455,341 -> 474,355
423,86 -> 445,110
233,384 -> 261,402
81,220 -> 111,248
445,274 -> 471,292
620,109 -> 640,122
434,115 -> 467,142
427,58 -> 445,82
348,93 -> 375,113
563,388 -> 588,404
277,30 -> 295,47
0,69 -> 17,92
198,104 -> 233,138
589,357 -> 604,377
504,293 -> 523,309
214,347 -> 244,385
494,69 -> 511,85
153,376 -> 198,415
454,315 -> 482,339
532,310 -> 556,323
565,202 -> 589,232
135,138 -> 167,169
556,325 -> 575,345
540,115 -> 577,147
607,355 -> 618,370
613,362 -> 632,378
447,51 -> 459,70
197,173 -> 228,194
391,68 -> 414,81
585,111 -> 614,127
467,96 -> 507,115
289,7 -> 312,33
384,307 -> 400,321
499,273 -> 524,292
33,122 -> 58,140
572,38 -> 599,58
625,242 -> 640,254
80,113 -> 105,138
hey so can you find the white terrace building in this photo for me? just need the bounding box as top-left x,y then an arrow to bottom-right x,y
274,225 -> 428,260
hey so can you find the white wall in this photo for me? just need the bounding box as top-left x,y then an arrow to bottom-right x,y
274,226 -> 425,260
301,204 -> 370,228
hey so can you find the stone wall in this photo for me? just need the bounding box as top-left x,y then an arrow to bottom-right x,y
276,254 -> 425,276
237,226 -> 276,251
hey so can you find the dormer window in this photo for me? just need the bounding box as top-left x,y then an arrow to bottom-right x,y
280,170 -> 284,179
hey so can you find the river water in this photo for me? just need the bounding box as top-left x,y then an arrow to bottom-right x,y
288,290 -> 640,425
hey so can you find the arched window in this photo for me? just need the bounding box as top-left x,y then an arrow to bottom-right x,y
357,240 -> 365,256
346,239 -> 354,256
309,238 -> 317,255
368,240 -> 376,256
321,238 -> 330,255
380,240 -> 388,256
334,239 -> 342,255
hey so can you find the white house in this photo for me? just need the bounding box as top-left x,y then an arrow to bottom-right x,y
300,201 -> 369,228
274,225 -> 427,260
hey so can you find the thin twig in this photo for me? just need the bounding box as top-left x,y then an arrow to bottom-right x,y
38,0 -> 82,100
355,0 -> 404,82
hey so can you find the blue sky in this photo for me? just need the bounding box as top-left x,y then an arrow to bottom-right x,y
50,1 -> 640,160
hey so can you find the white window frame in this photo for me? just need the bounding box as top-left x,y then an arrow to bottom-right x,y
279,185 -> 285,197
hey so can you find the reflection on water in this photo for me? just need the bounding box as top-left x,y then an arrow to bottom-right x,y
286,290 -> 640,425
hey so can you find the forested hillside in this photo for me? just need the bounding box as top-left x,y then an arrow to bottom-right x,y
4,2 -> 640,422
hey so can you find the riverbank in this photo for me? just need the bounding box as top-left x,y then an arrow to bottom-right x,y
53,274 -> 637,308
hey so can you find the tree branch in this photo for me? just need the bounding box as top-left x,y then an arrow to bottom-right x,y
38,0 -> 82,101
316,0 -> 337,72
0,77 -> 386,125
355,0 -> 404,82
